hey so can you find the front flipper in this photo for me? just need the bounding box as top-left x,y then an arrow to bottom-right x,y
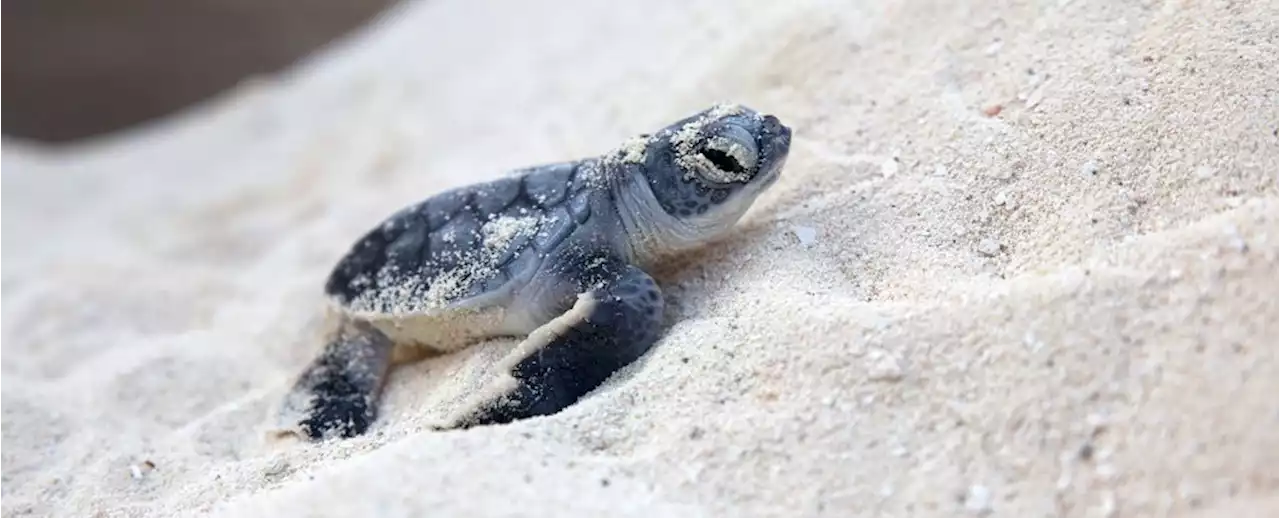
274,318 -> 394,440
447,257 -> 664,429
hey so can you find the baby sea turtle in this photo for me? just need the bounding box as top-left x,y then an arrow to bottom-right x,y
276,103 -> 792,440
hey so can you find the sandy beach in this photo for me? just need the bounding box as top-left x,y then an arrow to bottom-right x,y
2,0 -> 1277,516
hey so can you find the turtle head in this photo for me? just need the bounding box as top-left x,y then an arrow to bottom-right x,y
618,103 -> 792,256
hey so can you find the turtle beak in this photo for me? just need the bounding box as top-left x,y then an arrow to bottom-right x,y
764,115 -> 792,147
756,115 -> 791,188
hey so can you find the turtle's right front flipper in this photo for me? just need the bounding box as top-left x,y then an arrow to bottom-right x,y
275,318 -> 394,440
444,254 -> 665,429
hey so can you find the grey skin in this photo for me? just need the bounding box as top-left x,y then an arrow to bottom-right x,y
276,104 -> 792,440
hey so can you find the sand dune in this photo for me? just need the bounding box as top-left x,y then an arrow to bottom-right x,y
2,0 -> 1276,516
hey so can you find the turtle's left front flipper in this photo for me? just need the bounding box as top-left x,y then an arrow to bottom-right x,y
449,256 -> 665,429
274,318 -> 394,440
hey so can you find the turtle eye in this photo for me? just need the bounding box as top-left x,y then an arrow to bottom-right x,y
699,148 -> 747,178
693,132 -> 758,184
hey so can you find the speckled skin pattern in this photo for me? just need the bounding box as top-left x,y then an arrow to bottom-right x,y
280,104 -> 792,440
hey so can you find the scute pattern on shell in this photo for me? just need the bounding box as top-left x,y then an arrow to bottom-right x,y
324,162 -> 596,316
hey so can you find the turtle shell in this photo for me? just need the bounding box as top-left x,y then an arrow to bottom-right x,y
324,161 -> 594,317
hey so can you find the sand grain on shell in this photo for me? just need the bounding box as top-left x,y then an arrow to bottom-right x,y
1,0 -> 1276,517
481,215 -> 540,251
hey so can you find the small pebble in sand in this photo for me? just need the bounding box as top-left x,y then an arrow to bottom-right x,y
1022,331 -> 1043,351
1223,224 -> 1248,252
881,157 -> 900,177
964,484 -> 994,515
791,225 -> 818,248
263,459 -> 292,480
866,349 -> 904,381
1178,481 -> 1204,508
1077,442 -> 1095,461
977,238 -> 1002,257
1099,491 -> 1118,518
1025,86 -> 1046,110
130,460 -> 156,480
981,103 -> 1003,117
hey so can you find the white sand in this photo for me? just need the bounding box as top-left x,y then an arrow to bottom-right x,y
2,0 -> 1277,516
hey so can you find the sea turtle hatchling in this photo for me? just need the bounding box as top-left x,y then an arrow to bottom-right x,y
275,103 -> 792,440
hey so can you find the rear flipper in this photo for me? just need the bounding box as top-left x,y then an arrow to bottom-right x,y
445,258 -> 664,429
274,318 -> 394,440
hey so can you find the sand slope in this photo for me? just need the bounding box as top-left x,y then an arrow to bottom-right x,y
2,0 -> 1276,516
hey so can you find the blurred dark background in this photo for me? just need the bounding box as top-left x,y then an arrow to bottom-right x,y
2,0 -> 398,143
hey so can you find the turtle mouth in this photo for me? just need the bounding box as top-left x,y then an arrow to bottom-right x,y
758,155 -> 786,189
